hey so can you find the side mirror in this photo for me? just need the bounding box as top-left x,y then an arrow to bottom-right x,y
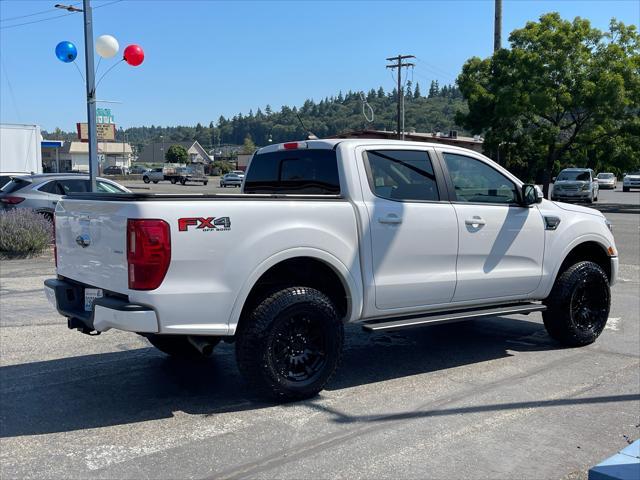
552,177 -> 556,182
521,184 -> 541,206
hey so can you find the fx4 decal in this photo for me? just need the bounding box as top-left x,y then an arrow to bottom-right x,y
178,217 -> 231,232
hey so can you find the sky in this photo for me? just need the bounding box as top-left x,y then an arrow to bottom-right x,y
1,0 -> 638,132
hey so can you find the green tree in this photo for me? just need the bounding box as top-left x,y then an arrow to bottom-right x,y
457,13 -> 640,195
242,134 -> 257,154
428,80 -> 439,98
165,144 -> 189,163
413,82 -> 421,99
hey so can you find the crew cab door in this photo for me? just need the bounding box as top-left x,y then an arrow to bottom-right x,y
439,151 -> 544,302
356,147 -> 458,311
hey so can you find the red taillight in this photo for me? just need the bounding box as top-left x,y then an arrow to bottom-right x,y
127,219 -> 171,290
0,196 -> 25,204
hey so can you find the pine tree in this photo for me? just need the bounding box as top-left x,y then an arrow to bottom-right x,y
413,82 -> 421,99
377,86 -> 385,98
405,80 -> 413,99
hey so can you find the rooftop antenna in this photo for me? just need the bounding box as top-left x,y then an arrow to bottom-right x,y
295,113 -> 318,140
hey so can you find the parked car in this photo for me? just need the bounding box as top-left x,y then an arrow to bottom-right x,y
0,173 -> 129,220
103,166 -> 129,175
142,168 -> 164,184
622,171 -> 640,192
46,139 -> 617,401
220,171 -> 243,187
129,165 -> 148,175
551,168 -> 599,203
596,173 -> 617,189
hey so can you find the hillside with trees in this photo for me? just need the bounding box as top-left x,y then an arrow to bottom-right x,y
43,82 -> 467,153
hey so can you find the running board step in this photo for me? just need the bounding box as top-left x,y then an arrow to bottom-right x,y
361,302 -> 546,332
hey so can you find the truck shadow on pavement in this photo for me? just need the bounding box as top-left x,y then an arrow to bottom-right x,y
0,316 -> 573,438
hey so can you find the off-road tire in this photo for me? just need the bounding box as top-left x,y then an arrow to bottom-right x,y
146,334 -> 219,358
236,287 -> 344,401
543,261 -> 610,347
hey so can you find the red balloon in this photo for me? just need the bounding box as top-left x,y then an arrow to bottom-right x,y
123,44 -> 144,66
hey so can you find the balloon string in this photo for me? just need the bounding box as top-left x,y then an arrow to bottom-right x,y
73,61 -> 85,85
95,58 -> 124,89
95,57 -> 102,77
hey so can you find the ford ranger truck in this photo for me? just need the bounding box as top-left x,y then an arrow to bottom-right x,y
45,139 -> 618,401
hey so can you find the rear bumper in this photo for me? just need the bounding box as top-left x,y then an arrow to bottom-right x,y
44,278 -> 159,333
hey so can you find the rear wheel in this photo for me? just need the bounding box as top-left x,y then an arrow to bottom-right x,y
543,261 -> 610,346
145,334 -> 219,358
203,180 -> 208,186
236,287 -> 343,401
180,178 -> 187,185
170,178 -> 177,184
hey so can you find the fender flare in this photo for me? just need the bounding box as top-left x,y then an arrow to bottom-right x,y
542,232 -> 613,297
227,247 -> 363,335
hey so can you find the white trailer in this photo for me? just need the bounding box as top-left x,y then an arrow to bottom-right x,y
0,123 -> 43,186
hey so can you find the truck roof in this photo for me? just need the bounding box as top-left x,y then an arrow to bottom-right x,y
256,138 -> 479,155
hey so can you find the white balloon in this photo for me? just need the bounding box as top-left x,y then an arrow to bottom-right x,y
95,35 -> 119,59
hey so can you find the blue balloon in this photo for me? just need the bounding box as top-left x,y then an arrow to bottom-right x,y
55,41 -> 77,63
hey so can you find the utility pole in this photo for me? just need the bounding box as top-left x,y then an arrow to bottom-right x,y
55,1 -> 98,190
494,0 -> 502,52
82,0 -> 98,191
386,54 -> 415,139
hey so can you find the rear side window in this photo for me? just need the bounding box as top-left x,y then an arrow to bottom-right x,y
58,179 -> 90,194
244,149 -> 340,194
1,179 -> 31,194
364,150 -> 439,201
38,181 -> 60,194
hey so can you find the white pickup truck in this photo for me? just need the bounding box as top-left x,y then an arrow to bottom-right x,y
45,139 -> 617,400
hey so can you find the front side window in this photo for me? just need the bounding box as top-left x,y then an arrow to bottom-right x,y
363,150 -> 439,201
97,181 -> 126,193
443,153 -> 518,204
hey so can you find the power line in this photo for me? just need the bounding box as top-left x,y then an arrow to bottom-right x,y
0,12 -> 75,30
386,54 -> 415,140
0,2 -> 80,22
0,1 -> 122,30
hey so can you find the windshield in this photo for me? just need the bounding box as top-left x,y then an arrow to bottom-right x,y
232,171 -> 244,175
597,173 -> 614,179
557,171 -> 590,181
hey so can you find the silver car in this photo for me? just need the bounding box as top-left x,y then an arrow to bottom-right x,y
551,168 -> 599,203
596,172 -> 617,190
0,174 -> 129,220
220,171 -> 244,188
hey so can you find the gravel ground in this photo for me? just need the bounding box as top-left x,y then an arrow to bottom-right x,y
0,190 -> 638,479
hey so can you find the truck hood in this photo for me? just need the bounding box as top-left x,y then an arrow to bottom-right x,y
551,200 -> 604,218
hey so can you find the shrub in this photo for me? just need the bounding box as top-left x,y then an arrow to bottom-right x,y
0,209 -> 53,257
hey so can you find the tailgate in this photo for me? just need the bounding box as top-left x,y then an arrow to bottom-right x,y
55,199 -> 129,294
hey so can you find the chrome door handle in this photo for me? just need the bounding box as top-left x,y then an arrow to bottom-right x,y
465,217 -> 486,226
378,214 -> 402,224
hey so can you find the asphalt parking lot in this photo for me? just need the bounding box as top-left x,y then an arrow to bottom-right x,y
0,184 -> 638,479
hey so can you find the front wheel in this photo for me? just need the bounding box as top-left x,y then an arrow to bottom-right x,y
203,181 -> 208,186
236,287 -> 344,401
143,176 -> 150,184
180,178 -> 187,185
170,178 -> 177,184
543,261 -> 610,347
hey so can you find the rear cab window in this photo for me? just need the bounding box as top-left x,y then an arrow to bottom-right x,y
244,149 -> 340,194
